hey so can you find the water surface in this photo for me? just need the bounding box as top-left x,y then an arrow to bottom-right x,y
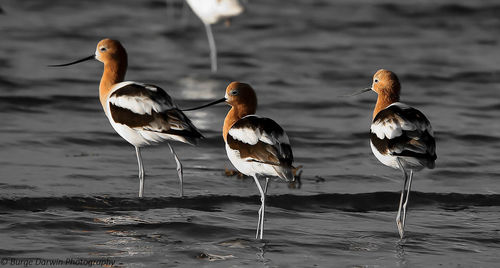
1,0 -> 499,266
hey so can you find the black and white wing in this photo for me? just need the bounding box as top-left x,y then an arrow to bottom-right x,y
107,82 -> 203,145
370,102 -> 436,169
226,115 -> 294,181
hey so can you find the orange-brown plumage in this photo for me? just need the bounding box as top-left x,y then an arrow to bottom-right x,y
371,69 -> 401,119
222,82 -> 257,141
96,39 -> 128,109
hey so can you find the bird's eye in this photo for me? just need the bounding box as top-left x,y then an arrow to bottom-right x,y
100,47 -> 107,52
230,90 -> 239,96
374,79 -> 379,83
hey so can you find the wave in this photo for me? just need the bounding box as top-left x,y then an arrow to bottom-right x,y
1,192 -> 498,213
438,131 -> 500,144
0,95 -> 98,113
402,70 -> 500,84
377,3 -> 500,18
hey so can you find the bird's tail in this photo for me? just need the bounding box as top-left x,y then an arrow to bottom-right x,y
274,165 -> 295,182
184,133 -> 203,146
169,131 -> 203,146
164,108 -> 204,146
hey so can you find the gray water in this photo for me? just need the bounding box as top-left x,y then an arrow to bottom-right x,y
1,0 -> 500,267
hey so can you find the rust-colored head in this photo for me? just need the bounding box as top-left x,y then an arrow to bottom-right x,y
224,82 -> 257,113
222,82 -> 257,141
95,38 -> 127,65
369,69 -> 402,119
371,69 -> 401,98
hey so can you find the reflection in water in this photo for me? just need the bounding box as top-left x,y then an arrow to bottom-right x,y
395,240 -> 407,267
188,110 -> 213,130
256,241 -> 268,265
179,76 -> 221,99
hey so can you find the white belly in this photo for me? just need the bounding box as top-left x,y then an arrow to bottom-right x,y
225,143 -> 278,178
370,141 -> 400,169
108,118 -> 151,147
370,141 -> 425,171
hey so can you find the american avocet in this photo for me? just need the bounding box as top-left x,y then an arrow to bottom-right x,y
49,38 -> 202,198
183,82 -> 295,239
354,69 -> 437,238
185,0 -> 244,72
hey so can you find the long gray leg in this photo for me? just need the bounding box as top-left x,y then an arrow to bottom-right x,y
260,178 -> 270,238
252,175 -> 266,240
402,170 -> 413,230
396,158 -> 409,239
253,176 -> 262,239
264,178 -> 270,195
204,23 -> 217,72
256,206 -> 262,239
168,142 -> 184,197
135,146 -> 145,198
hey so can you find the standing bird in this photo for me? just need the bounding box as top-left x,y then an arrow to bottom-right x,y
49,39 -> 202,198
185,0 -> 244,72
183,82 -> 295,239
353,69 -> 437,238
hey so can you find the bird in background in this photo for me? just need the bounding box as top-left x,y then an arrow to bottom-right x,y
353,69 -> 437,238
183,82 -> 295,239
49,38 -> 203,198
185,0 -> 244,72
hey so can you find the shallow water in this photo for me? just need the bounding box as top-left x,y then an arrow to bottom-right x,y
1,0 -> 500,267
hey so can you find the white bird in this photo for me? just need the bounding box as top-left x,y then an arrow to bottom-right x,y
185,0 -> 244,72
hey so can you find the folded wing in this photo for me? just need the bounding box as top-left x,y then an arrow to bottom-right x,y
370,102 -> 436,168
227,115 -> 294,180
107,82 -> 202,144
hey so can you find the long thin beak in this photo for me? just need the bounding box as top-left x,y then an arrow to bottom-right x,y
182,97 -> 227,111
342,88 -> 372,97
48,55 -> 95,67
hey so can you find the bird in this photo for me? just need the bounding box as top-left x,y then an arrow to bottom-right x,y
353,69 -> 437,238
49,38 -> 203,198
182,82 -> 295,239
185,0 -> 244,72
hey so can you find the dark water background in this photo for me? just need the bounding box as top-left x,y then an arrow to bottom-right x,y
1,0 -> 500,267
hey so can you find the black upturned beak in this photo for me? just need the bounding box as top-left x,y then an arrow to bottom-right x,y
48,55 -> 95,67
343,88 -> 372,97
182,97 -> 227,111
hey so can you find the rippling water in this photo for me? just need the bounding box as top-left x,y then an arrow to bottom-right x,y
1,0 -> 500,267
